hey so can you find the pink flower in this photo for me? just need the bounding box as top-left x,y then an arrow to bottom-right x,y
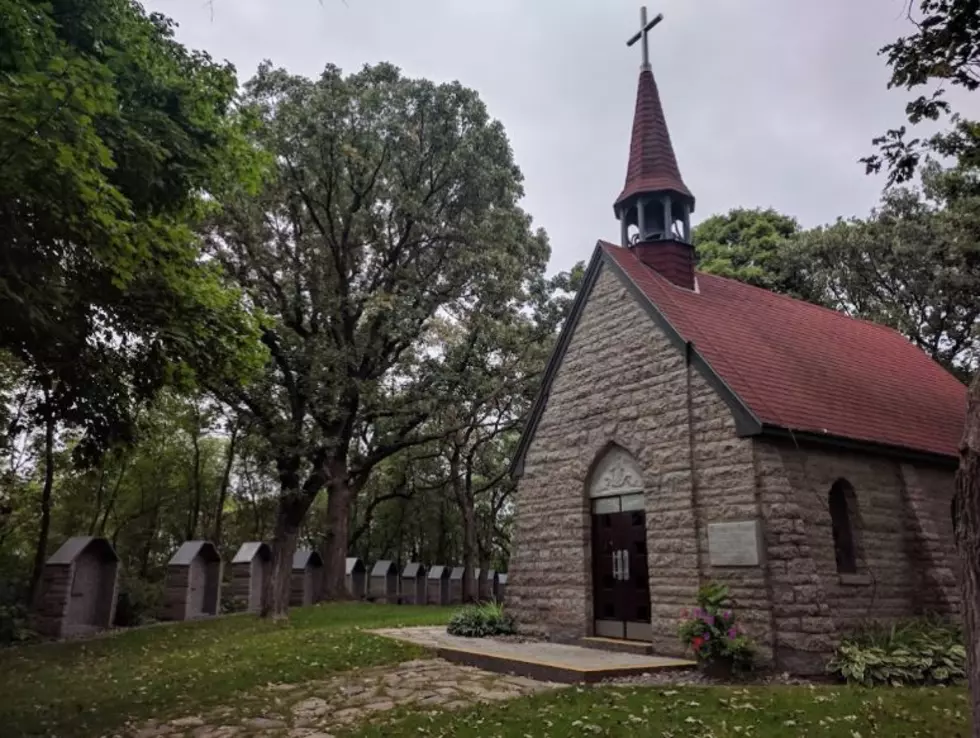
702,613 -> 715,626
681,608 -> 690,618
728,628 -> 737,640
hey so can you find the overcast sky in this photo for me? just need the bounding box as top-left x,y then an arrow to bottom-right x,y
148,0 -> 979,273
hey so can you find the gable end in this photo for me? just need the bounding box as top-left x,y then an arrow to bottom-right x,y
510,244 -> 763,478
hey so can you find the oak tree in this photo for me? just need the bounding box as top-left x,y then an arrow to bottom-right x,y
205,62 -> 551,616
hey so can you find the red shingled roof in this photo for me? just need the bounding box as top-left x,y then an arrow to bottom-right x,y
601,242 -> 967,458
615,69 -> 693,209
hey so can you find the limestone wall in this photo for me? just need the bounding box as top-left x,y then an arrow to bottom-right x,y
509,264 -> 758,651
755,439 -> 958,672
688,370 -> 772,661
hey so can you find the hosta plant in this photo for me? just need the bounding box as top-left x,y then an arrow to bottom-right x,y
827,617 -> 965,686
447,601 -> 516,638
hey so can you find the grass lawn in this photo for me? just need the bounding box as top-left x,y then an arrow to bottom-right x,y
0,602 -> 452,738
345,682 -> 970,738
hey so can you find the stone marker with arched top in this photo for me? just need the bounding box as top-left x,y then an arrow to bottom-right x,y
426,565 -> 450,606
291,549 -> 324,606
161,541 -> 222,620
400,562 -> 426,604
34,536 -> 120,639
369,560 -> 398,603
497,572 -> 508,603
230,542 -> 271,612
345,557 -> 366,599
482,569 -> 500,601
448,566 -> 466,605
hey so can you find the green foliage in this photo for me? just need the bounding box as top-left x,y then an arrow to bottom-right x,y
863,0 -> 980,183
693,208 -> 805,294
0,602 -> 36,646
0,0 -> 262,456
0,602 -> 451,737
206,60 -> 555,604
112,570 -> 163,627
785,159 -> 980,378
346,683 -> 969,738
827,617 -> 966,687
447,601 -> 516,638
677,583 -> 754,671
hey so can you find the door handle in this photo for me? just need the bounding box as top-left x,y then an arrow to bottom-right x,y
612,550 -> 621,581
623,549 -> 630,581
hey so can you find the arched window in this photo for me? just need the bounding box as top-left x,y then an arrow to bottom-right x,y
829,479 -> 858,574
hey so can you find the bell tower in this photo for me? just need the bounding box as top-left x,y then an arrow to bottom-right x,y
614,7 -> 696,288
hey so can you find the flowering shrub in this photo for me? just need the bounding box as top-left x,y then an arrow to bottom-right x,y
678,582 -> 753,672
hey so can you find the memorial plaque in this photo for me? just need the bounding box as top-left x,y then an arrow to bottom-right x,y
708,520 -> 762,567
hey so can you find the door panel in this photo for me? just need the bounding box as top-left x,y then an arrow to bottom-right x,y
592,508 -> 651,640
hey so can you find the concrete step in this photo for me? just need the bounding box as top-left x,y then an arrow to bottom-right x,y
577,636 -> 654,656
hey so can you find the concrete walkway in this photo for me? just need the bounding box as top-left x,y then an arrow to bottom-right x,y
371,627 -> 694,683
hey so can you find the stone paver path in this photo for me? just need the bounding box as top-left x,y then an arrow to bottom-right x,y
125,659 -> 564,738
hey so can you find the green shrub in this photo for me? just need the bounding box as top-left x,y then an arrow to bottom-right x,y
113,572 -> 163,627
0,601 -> 37,645
827,617 -> 965,686
447,601 -> 516,638
677,582 -> 754,672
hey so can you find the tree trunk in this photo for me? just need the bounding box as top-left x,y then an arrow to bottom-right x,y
321,472 -> 354,600
139,505 -> 160,578
451,446 -> 479,603
29,398 -> 56,602
187,424 -> 203,541
436,499 -> 449,564
213,422 -> 239,545
955,373 -> 980,738
461,503 -> 478,602
262,494 -> 310,619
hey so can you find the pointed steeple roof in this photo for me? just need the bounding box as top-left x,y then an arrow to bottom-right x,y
614,68 -> 694,211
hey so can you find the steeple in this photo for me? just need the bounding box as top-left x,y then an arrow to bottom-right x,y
615,7 -> 696,289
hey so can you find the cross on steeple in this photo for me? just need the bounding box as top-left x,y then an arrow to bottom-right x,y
626,6 -> 664,71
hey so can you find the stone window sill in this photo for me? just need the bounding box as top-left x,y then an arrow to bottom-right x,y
839,572 -> 872,586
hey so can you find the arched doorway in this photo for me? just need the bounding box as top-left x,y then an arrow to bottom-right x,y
589,446 -> 651,641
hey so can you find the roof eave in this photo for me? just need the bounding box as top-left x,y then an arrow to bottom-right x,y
754,423 -> 959,468
510,244 -> 606,479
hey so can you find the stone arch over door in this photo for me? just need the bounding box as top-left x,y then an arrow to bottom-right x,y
588,444 -> 651,641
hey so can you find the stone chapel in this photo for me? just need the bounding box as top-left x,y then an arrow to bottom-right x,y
505,9 -> 969,673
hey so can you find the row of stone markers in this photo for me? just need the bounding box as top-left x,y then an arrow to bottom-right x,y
32,537 -> 325,638
346,558 -> 507,606
32,535 -> 507,640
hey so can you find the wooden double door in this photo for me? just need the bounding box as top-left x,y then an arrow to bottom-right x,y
592,507 -> 651,641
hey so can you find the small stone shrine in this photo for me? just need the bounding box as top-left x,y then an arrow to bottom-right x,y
291,549 -> 324,606
497,572 -> 508,602
229,541 -> 271,612
369,560 -> 398,603
482,569 -> 500,602
448,566 -> 466,605
33,536 -> 120,638
345,557 -> 366,599
400,562 -> 426,605
427,565 -> 451,606
161,540 -> 222,621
